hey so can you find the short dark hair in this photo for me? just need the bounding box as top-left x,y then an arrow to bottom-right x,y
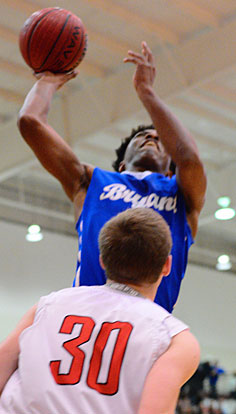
112,124 -> 176,174
99,208 -> 172,285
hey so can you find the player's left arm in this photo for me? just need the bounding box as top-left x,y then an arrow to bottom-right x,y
138,329 -> 200,414
0,304 -> 37,395
124,41 -> 207,238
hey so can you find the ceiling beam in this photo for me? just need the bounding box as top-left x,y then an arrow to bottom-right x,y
0,57 -> 33,79
78,60 -> 107,78
0,24 -> 18,43
0,58 -> 107,94
200,81 -> 236,105
0,160 -> 36,183
87,30 -> 131,56
193,131 -> 236,154
82,0 -> 179,44
0,0 -> 38,14
0,87 -> 25,104
169,96 -> 236,130
76,141 -> 114,159
187,88 -> 236,113
0,196 -> 74,222
169,0 -> 220,27
169,19 -> 236,88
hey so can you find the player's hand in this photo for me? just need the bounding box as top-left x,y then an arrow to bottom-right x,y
33,70 -> 79,90
123,41 -> 156,94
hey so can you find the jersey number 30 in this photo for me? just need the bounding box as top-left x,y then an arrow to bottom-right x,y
50,315 -> 133,395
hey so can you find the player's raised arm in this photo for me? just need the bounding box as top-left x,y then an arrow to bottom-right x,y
124,42 -> 207,238
138,329 -> 200,414
17,71 -> 94,204
0,305 -> 37,395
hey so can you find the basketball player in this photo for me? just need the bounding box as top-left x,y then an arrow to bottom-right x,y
17,41 -> 206,312
0,208 -> 200,414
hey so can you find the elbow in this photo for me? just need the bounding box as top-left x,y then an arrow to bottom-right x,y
17,113 -> 41,140
179,153 -> 205,176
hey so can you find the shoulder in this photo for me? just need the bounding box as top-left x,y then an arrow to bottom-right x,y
36,287 -> 82,313
132,300 -> 187,339
168,330 -> 200,377
160,329 -> 200,380
162,312 -> 189,338
87,167 -> 121,184
147,305 -> 189,348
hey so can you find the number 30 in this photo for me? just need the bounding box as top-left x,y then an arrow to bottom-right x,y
50,315 -> 133,395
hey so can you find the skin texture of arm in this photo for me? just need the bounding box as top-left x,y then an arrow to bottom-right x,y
0,304 -> 37,395
138,329 -> 200,414
124,42 -> 207,238
17,71 -> 94,221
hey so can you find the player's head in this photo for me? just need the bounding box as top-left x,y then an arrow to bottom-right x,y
98,207 -> 172,286
112,124 -> 176,175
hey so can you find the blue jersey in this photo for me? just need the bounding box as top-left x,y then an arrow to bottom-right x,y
74,167 -> 193,313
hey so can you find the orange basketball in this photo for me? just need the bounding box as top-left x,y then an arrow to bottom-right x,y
19,7 -> 87,73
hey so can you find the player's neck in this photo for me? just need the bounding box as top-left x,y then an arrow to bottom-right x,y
125,281 -> 160,301
124,158 -> 169,175
106,279 -> 162,302
127,165 -> 163,174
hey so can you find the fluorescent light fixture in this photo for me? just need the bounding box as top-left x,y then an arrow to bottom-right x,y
217,196 -> 231,208
26,232 -> 43,242
26,224 -> 43,242
28,224 -> 41,234
216,254 -> 232,271
214,208 -> 235,220
218,254 -> 230,264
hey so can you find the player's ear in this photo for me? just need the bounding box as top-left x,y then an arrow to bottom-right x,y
118,161 -> 126,172
166,170 -> 174,178
99,255 -> 105,270
162,255 -> 172,277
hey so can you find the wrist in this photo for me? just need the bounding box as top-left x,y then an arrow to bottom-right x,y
136,84 -> 155,100
37,77 -> 60,93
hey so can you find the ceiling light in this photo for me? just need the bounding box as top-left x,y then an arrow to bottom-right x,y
218,254 -> 230,264
28,224 -> 41,234
216,254 -> 232,271
214,208 -> 235,220
26,224 -> 43,242
217,196 -> 231,208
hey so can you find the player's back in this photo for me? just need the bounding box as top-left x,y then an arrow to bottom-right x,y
0,285 -> 187,414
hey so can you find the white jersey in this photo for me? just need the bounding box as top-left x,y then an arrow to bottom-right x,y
0,285 -> 188,414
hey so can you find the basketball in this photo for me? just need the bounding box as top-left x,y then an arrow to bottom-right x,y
19,7 -> 87,73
